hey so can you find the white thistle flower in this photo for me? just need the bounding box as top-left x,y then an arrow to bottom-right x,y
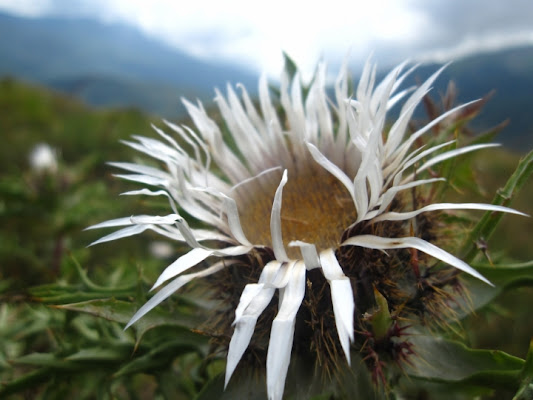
88,59 -> 524,399
29,143 -> 58,174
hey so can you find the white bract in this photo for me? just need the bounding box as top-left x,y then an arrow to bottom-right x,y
88,59 -> 524,400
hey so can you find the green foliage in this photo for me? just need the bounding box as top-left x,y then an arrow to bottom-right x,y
405,335 -> 524,389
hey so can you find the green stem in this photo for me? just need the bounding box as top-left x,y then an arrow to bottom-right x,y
463,150 -> 533,263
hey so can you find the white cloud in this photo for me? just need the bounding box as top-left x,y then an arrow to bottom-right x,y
1,0 -> 532,77
0,0 -> 425,76
0,0 -> 52,17
414,31 -> 533,64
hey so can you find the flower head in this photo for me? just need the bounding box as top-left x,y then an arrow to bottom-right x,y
29,143 -> 58,174
88,59 -> 524,399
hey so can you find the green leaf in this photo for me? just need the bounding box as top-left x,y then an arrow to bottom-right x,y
29,283 -> 135,304
28,255 -> 138,304
457,261 -> 533,317
55,298 -> 200,345
405,335 -> 524,391
514,339 -> 533,400
13,353 -> 80,370
195,352 -> 379,400
0,367 -> 52,397
466,119 -> 508,147
65,346 -> 131,362
69,253 -> 137,293
114,335 -> 206,378
195,372 -> 267,400
463,149 -> 533,263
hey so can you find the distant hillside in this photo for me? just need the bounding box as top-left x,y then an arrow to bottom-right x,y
1,11 -> 532,149
402,46 -> 533,150
0,12 -> 258,118
0,77 -> 156,174
49,75 -> 191,118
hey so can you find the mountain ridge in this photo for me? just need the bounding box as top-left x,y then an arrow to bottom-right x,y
1,11 -> 532,149
0,11 -> 258,118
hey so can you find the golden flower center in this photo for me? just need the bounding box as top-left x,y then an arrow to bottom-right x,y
237,165 -> 358,259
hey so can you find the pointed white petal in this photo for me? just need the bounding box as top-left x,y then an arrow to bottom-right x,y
398,140 -> 455,174
270,170 -> 289,262
373,202 -> 528,222
120,138 -> 180,165
113,173 -> 169,187
225,286 -> 276,387
221,195 -> 252,246
151,247 -> 214,290
233,283 -> 264,324
182,98 -> 249,184
270,260 -> 297,289
120,188 -> 170,197
229,166 -> 282,193
319,248 -> 355,363
195,187 -> 252,245
213,245 -> 253,257
330,279 -> 354,363
401,143 -> 500,184
130,214 -> 180,225
108,162 -> 170,179
258,259 -> 284,285
383,140 -> 455,185
119,188 -> 179,214
306,142 -> 355,203
353,174 -> 369,222
267,261 -> 306,400
225,260 -> 284,387
162,120 -> 208,170
85,217 -> 136,230
152,225 -> 231,243
125,261 -> 227,330
189,229 -> 232,242
342,235 -> 493,286
386,64 -> 448,156
88,225 -> 149,246
375,177 -> 445,217
173,217 -> 203,248
390,100 -> 480,167
289,241 -> 321,270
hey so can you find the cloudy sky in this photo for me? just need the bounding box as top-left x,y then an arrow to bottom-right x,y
1,0 -> 532,77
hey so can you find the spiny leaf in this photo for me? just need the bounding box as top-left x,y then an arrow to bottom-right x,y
12,353 -> 80,370
0,367 -> 52,397
405,335 -> 524,391
114,335 -> 206,378
54,298 -> 200,346
30,286 -> 135,304
65,346 -> 132,362
466,119 -> 509,147
69,253 -> 137,293
457,260 -> 533,317
194,372 -> 267,400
